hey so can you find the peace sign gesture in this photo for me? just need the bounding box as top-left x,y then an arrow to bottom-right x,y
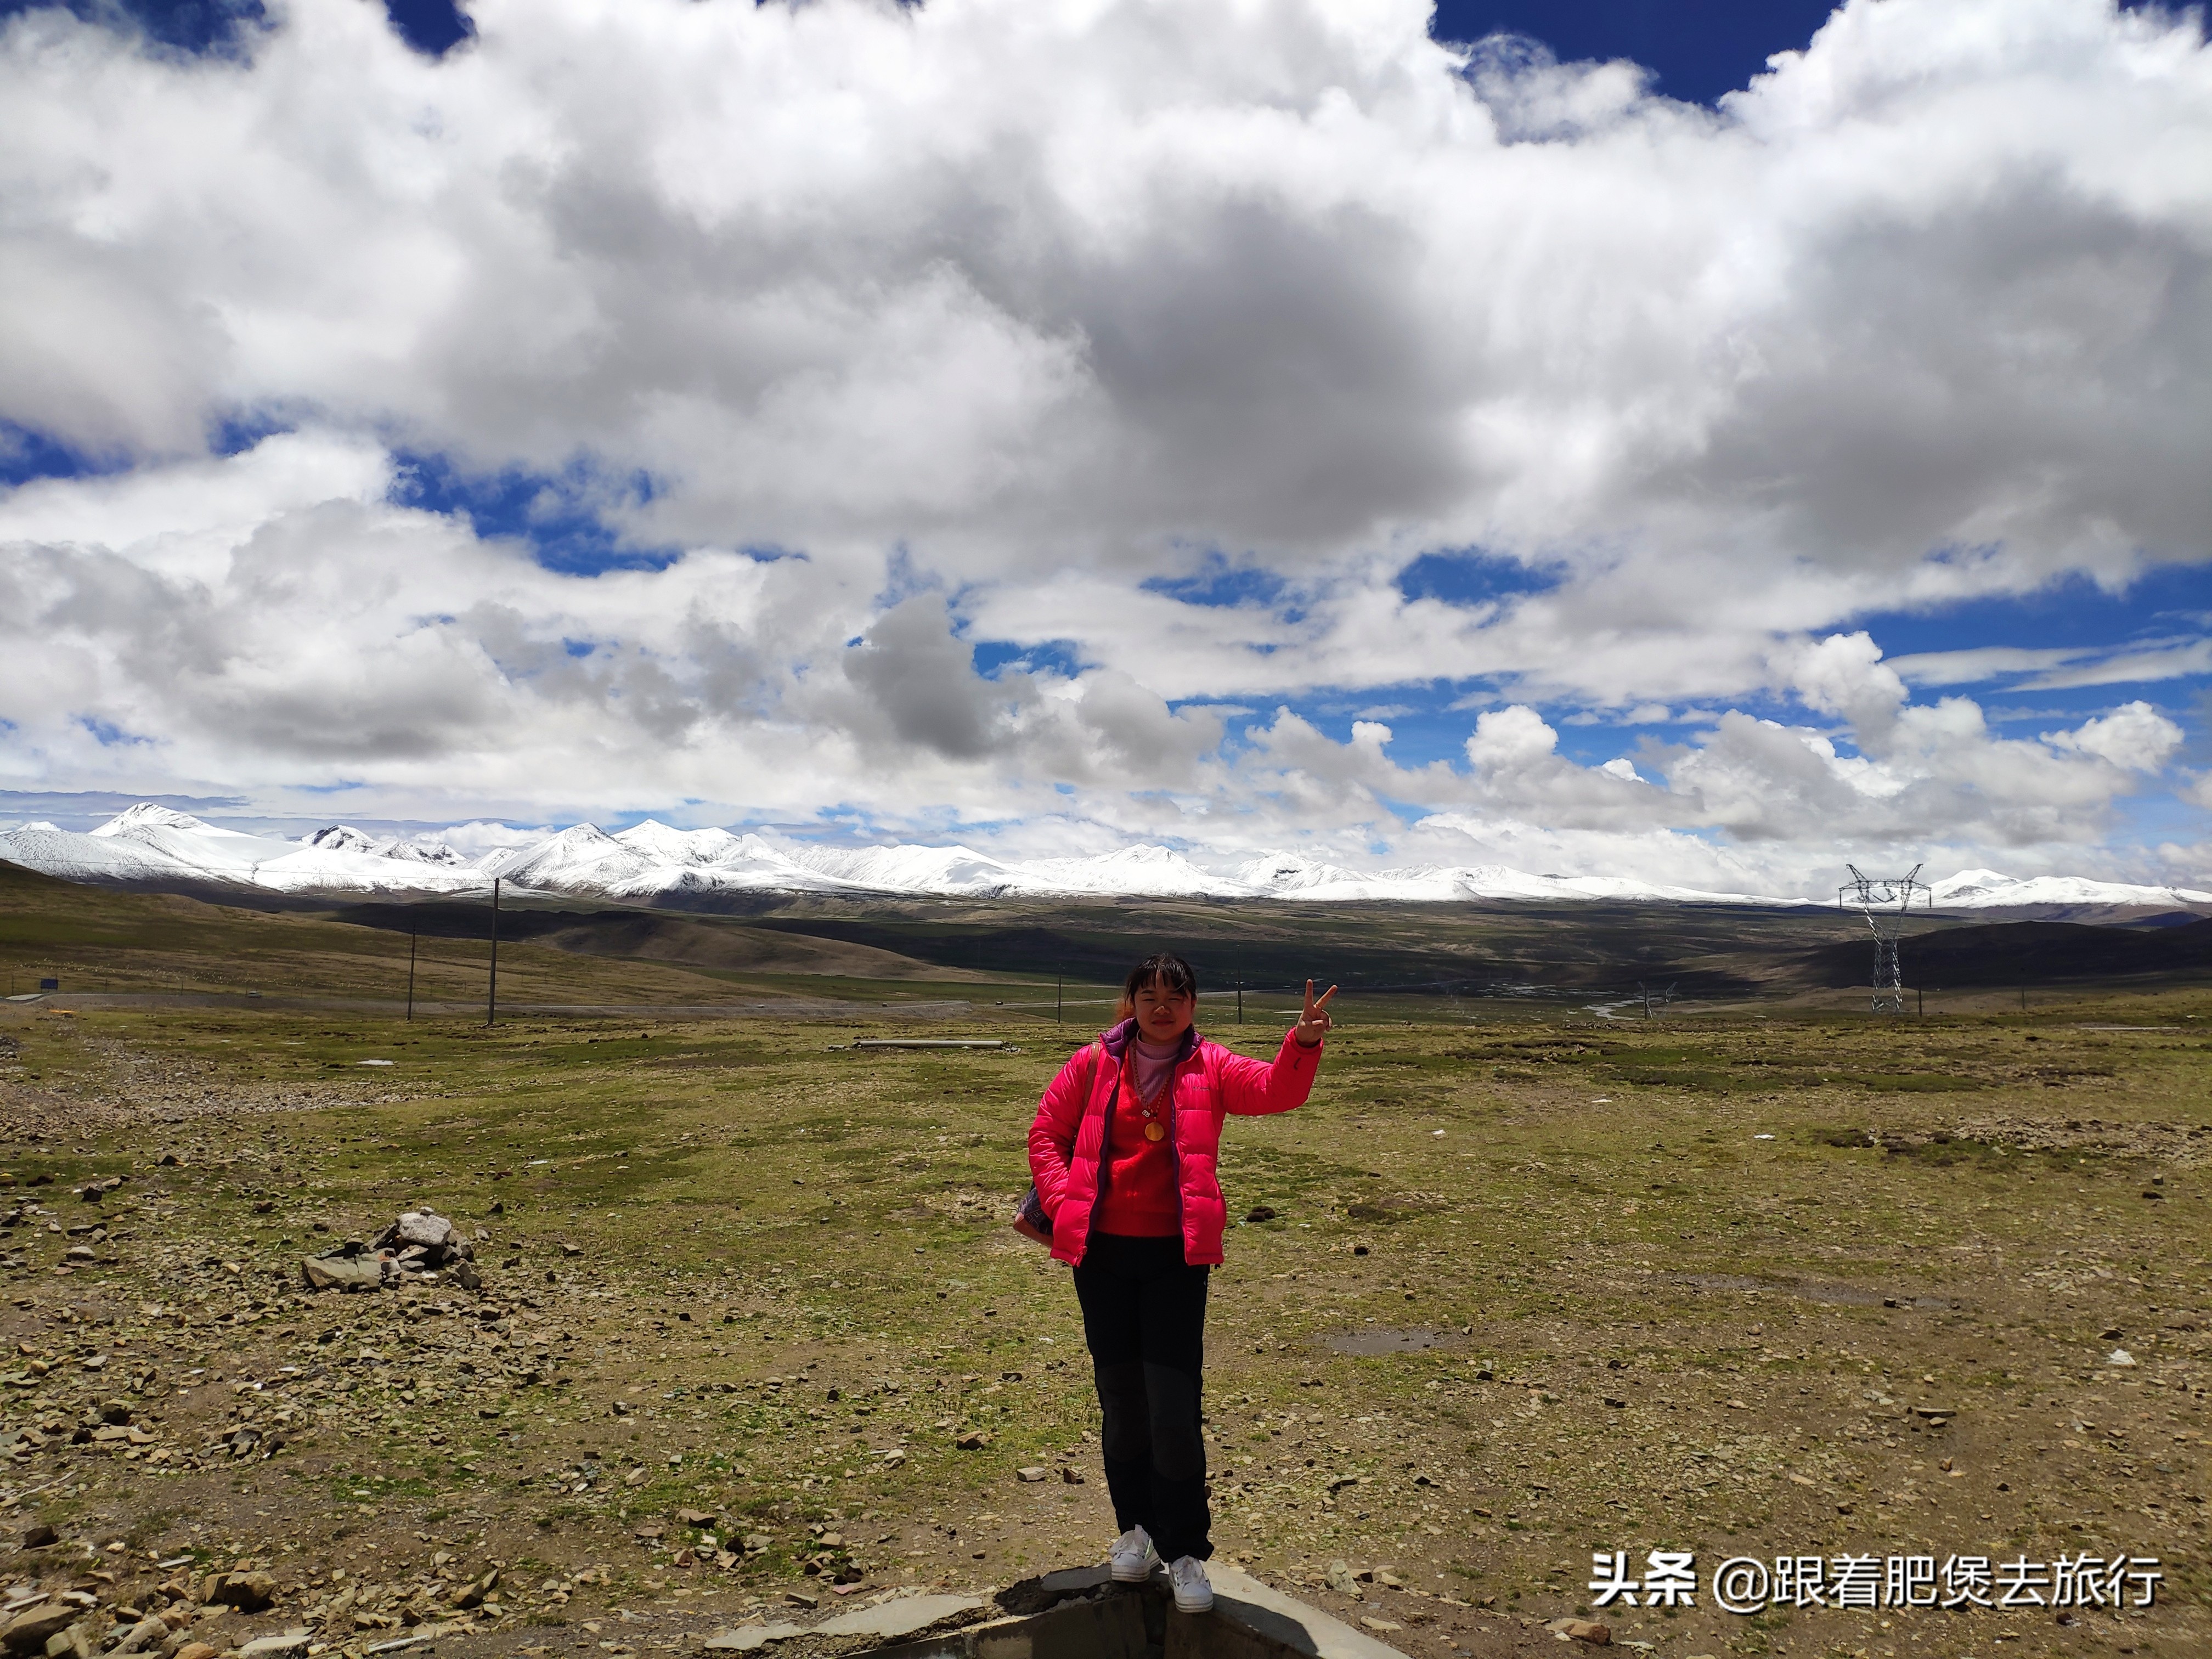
1292,979 -> 1338,1047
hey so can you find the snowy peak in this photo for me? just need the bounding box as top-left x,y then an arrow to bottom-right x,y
306,825 -> 464,866
1022,845 -> 1248,898
307,825 -> 380,855
794,843 -> 1020,895
1236,853 -> 1367,893
487,823 -> 641,885
92,803 -> 239,839
618,821 -> 735,865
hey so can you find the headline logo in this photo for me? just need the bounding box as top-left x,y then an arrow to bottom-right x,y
1588,1549 -> 2163,1615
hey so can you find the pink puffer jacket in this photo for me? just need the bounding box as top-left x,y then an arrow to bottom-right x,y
1027,1018 -> 1323,1267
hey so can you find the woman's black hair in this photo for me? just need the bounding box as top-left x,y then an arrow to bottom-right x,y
1121,952 -> 1199,1012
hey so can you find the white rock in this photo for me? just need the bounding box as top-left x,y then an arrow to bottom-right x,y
396,1211 -> 455,1249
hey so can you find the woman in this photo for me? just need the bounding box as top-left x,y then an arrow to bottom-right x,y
1028,954 -> 1336,1613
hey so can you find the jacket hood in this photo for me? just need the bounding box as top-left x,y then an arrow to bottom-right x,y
1101,1016 -> 1200,1066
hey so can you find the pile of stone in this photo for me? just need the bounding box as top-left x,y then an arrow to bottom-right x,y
300,1209 -> 479,1295
0,1537 -> 283,1659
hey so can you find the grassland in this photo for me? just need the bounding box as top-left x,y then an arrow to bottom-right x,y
0,869 -> 2207,1659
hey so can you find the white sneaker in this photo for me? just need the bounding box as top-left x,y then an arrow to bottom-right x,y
1169,1555 -> 1214,1613
1109,1525 -> 1157,1583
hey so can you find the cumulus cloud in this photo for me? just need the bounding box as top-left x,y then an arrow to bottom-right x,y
2045,700 -> 2185,771
0,0 -> 2206,887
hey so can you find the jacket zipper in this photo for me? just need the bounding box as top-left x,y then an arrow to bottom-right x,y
1082,1039 -> 1118,1263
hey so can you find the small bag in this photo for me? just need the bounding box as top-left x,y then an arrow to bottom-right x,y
1011,1184 -> 1053,1246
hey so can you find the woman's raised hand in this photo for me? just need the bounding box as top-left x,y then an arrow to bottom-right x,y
1292,980 -> 1338,1047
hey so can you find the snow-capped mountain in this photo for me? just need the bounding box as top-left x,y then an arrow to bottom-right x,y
2,806 -> 2207,914
5,808 -> 484,895
304,825 -> 464,865
1019,845 -> 1250,899
1926,868 -> 2212,911
1232,853 -> 1798,905
790,843 -> 1025,896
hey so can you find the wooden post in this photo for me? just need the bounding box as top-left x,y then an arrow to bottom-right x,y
1056,975 -> 1063,1025
1236,975 -> 1244,1026
406,921 -> 417,1022
487,877 -> 501,1027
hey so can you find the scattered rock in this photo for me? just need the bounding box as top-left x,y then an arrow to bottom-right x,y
235,1635 -> 311,1659
202,1572 -> 275,1613
2106,1349 -> 2136,1367
782,1592 -> 818,1611
1325,1561 -> 1363,1599
447,1572 -> 499,1611
1015,1467 -> 1049,1483
1546,1617 -> 1611,1644
107,1618 -> 167,1657
955,1430 -> 990,1451
1,1603 -> 78,1653
300,1249 -> 388,1294
1244,1206 -> 1277,1223
19,1524 -> 57,1549
1059,1465 -> 1084,1484
1358,1617 -> 1403,1634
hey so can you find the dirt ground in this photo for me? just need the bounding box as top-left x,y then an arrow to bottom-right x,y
0,989 -> 2207,1659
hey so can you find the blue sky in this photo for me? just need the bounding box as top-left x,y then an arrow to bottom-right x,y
0,0 -> 2205,891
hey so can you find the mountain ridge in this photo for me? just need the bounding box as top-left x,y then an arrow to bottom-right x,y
3,805 -> 2207,917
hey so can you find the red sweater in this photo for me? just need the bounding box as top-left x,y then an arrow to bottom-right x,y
1094,1052 -> 1181,1237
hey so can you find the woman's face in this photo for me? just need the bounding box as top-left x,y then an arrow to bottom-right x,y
1131,977 -> 1197,1041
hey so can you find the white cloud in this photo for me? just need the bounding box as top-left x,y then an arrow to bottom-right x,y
0,0 -> 2206,888
2044,700 -> 2185,771
1465,704 -> 1559,770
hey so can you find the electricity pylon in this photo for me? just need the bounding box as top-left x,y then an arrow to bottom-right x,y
1838,863 -> 1931,1014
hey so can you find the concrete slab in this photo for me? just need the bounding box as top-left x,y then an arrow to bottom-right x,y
1169,1566 -> 1409,1659
810,1596 -> 986,1642
994,1565 -> 1113,1617
820,1565 -> 1409,1659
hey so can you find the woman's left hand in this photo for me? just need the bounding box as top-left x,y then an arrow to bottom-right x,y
1293,979 -> 1338,1047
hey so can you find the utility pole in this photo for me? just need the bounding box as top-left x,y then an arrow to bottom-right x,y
487,878 -> 501,1027
1236,975 -> 1244,1026
1916,985 -> 1923,1018
406,920 -> 417,1022
1056,974 -> 1063,1026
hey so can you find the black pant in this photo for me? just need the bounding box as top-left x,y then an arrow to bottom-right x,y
1073,1233 -> 1211,1564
